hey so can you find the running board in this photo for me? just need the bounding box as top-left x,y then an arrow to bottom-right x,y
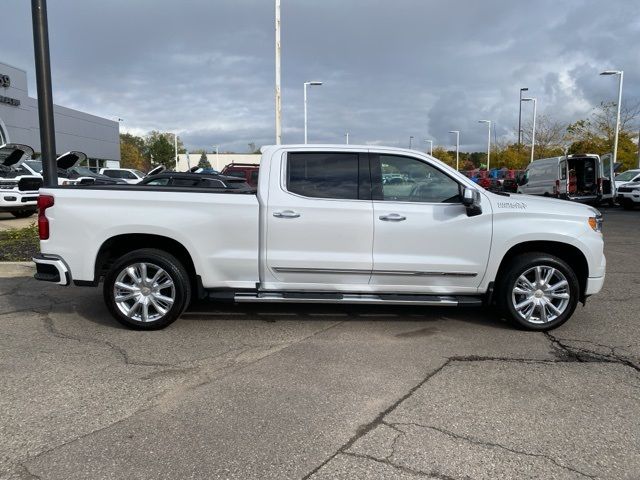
233,292 -> 482,307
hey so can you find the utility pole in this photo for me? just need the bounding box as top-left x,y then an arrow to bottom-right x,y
174,132 -> 178,169
275,0 -> 282,145
449,131 -> 460,171
31,0 -> 58,186
409,136 -> 414,149
518,87 -> 528,146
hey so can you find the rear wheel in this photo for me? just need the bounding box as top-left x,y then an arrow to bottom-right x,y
11,209 -> 36,218
497,253 -> 580,331
103,248 -> 191,330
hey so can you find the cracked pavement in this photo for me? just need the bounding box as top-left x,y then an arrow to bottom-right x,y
1,209 -> 638,479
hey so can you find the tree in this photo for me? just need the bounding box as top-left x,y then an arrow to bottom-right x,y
567,101 -> 640,171
120,133 -> 149,171
145,131 -> 178,169
432,147 -> 454,168
198,151 -> 211,169
521,114 -> 568,159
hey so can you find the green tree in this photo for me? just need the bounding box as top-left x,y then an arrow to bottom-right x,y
198,151 -> 211,169
145,131 -> 177,169
432,147 -> 454,168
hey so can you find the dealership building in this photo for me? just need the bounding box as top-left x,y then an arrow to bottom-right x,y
0,61 -> 120,170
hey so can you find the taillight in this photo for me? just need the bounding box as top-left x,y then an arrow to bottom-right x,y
37,195 -> 55,240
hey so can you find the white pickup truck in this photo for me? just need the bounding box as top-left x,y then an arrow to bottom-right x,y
33,145 -> 606,331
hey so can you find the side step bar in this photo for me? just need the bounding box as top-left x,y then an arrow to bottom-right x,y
233,292 -> 483,307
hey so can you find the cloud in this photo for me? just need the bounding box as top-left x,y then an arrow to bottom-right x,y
2,0 -> 638,152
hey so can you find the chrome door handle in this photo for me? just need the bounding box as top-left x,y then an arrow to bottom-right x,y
379,213 -> 406,222
273,210 -> 301,218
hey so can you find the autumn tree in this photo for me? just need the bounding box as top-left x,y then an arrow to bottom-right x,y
119,133 -> 149,171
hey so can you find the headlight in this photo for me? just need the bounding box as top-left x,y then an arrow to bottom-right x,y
588,215 -> 603,233
0,182 -> 18,189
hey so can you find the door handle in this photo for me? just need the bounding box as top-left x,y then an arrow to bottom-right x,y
273,210 -> 301,218
379,213 -> 406,222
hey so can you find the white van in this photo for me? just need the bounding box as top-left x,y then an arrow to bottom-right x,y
517,154 -> 615,204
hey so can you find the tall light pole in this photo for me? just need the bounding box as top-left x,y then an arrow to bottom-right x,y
345,132 -> 349,145
174,132 -> 178,169
518,87 -> 528,146
424,139 -> 433,156
213,144 -> 219,169
303,81 -> 322,144
478,120 -> 491,170
449,130 -> 460,170
522,98 -> 537,163
600,70 -> 624,167
409,136 -> 414,149
275,0 -> 282,145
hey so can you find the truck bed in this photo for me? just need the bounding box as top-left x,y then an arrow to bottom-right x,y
39,185 -> 260,288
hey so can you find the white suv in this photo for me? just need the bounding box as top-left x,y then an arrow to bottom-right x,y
0,144 -> 42,218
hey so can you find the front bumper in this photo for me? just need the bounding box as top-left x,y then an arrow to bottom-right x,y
617,192 -> 640,204
0,190 -> 39,211
585,275 -> 605,296
33,254 -> 71,286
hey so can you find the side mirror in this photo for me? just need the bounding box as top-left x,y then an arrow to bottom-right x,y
461,186 -> 482,217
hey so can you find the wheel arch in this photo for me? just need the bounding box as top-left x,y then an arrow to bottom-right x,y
494,241 -> 589,303
94,233 -> 200,293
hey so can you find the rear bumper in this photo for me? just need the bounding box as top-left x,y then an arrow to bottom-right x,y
585,275 -> 605,296
32,254 -> 71,286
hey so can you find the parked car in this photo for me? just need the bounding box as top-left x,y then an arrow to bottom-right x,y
517,154 -> 615,204
137,171 -> 252,190
616,181 -> 640,210
33,144 -> 605,332
25,152 -> 127,185
221,163 -> 259,187
0,143 -> 42,218
614,169 -> 640,190
99,167 -> 146,184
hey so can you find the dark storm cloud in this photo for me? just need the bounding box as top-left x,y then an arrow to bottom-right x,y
2,0 -> 638,152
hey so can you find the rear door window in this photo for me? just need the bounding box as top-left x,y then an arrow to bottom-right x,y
287,152 -> 360,200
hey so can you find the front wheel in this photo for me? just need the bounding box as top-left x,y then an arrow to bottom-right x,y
11,209 -> 36,218
103,248 -> 191,330
497,253 -> 580,331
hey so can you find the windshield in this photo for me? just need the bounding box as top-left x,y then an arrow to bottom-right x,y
133,170 -> 144,178
25,160 -> 43,173
615,170 -> 639,181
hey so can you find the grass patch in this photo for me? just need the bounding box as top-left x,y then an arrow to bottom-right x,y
0,223 -> 39,261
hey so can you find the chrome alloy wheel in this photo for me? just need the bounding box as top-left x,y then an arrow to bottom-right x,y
113,262 -> 175,322
511,265 -> 571,324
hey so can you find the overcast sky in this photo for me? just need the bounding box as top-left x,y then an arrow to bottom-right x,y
2,0 -> 639,153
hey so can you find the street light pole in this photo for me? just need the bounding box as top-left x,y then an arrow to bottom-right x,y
518,87 -> 528,146
409,136 -> 414,149
30,0 -> 58,187
275,0 -> 282,145
449,131 -> 460,170
424,139 -> 433,156
174,132 -> 178,169
303,81 -> 322,144
600,70 -> 624,167
522,98 -> 537,163
478,120 -> 491,170
213,144 -> 219,169
345,132 -> 349,145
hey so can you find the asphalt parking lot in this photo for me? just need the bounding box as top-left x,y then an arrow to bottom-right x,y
1,209 -> 638,480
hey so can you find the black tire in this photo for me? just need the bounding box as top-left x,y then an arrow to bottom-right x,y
11,209 -> 36,218
103,248 -> 191,330
497,252 -> 580,331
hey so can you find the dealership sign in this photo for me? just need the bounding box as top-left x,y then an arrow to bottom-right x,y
0,74 -> 20,107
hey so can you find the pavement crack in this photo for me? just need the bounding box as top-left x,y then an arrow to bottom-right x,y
545,332 -> 640,372
341,451 -> 454,479
40,309 -> 171,368
302,359 -> 452,479
389,422 -> 596,479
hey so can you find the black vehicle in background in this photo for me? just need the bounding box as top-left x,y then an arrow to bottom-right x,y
137,171 -> 253,191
